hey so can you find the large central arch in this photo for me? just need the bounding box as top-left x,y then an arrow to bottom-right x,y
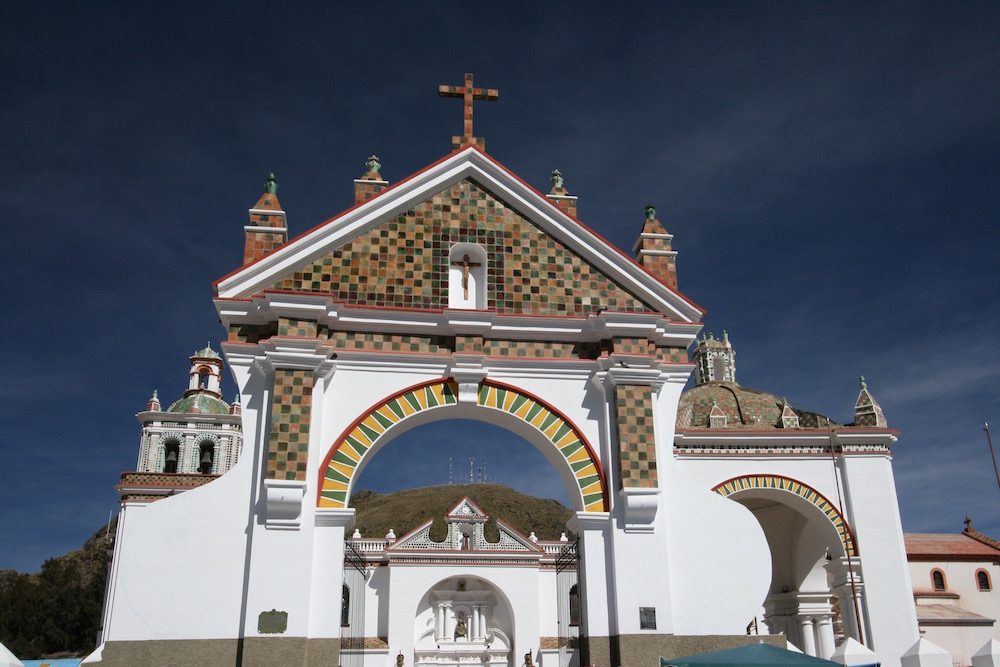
318,378 -> 608,511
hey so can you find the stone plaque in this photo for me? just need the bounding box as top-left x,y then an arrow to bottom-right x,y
258,609 -> 288,634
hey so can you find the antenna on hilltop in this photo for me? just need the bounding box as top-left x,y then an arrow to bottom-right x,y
449,457 -> 453,485
469,458 -> 474,484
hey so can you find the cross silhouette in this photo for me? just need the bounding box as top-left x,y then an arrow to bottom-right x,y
438,73 -> 498,144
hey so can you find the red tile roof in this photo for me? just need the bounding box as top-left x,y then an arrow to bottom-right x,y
905,532 -> 1000,560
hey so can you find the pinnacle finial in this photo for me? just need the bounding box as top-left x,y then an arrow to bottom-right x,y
859,375 -> 867,391
152,389 -> 158,399
550,169 -> 563,190
645,205 -> 656,220
365,155 -> 381,174
264,173 -> 278,194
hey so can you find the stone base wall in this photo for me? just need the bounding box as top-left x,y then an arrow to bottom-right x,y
98,637 -> 341,667
581,634 -> 785,667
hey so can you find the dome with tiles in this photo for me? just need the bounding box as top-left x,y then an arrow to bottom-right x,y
166,393 -> 231,415
677,381 -> 835,430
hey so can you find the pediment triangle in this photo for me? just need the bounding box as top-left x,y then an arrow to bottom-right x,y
215,148 -> 702,322
385,518 -> 434,551
496,518 -> 544,553
446,496 -> 488,521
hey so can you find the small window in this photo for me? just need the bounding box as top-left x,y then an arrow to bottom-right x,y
569,584 -> 580,626
341,584 -> 350,626
639,607 -> 656,630
977,570 -> 991,591
932,570 -> 946,591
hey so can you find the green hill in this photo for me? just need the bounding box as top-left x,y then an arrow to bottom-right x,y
351,483 -> 574,543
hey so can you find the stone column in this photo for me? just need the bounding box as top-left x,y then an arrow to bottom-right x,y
815,616 -> 836,659
798,617 -> 817,657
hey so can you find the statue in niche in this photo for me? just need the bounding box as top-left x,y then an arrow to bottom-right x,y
454,611 -> 467,640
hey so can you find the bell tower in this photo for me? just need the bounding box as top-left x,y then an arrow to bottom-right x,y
692,331 -> 737,385
186,343 -> 224,397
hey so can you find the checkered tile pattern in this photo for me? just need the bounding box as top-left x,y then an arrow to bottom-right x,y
455,335 -> 483,353
271,179 -> 655,315
615,385 -> 658,488
327,331 -> 452,353
228,322 -> 278,344
267,369 -> 313,481
483,339 -> 601,359
244,192 -> 287,265
656,346 -> 686,363
278,317 -> 318,338
612,337 -> 656,355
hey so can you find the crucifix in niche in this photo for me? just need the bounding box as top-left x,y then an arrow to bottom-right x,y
450,254 -> 481,300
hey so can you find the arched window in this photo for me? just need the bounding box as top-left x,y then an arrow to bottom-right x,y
977,570 -> 992,591
163,440 -> 180,473
341,584 -> 350,626
569,584 -> 580,626
932,569 -> 946,591
198,442 -> 214,474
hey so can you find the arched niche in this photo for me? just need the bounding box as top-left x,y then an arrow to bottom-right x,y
448,243 -> 487,309
413,575 -> 515,667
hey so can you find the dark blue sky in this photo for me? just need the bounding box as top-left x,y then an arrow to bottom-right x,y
2,1 -> 998,572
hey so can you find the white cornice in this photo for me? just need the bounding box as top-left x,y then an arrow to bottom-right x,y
215,292 -> 703,348
216,147 -> 703,322
248,208 -> 286,215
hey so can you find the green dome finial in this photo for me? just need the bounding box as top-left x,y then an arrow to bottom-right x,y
264,173 -> 278,194
153,389 -> 158,399
859,375 -> 867,391
645,205 -> 656,220
550,169 -> 564,190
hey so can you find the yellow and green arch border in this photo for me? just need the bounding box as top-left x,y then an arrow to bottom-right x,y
317,378 -> 608,512
714,474 -> 857,557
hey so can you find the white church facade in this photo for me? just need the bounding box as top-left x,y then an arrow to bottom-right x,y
91,76 -> 922,667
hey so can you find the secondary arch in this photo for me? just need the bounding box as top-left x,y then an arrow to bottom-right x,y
713,474 -> 856,557
318,378 -> 607,512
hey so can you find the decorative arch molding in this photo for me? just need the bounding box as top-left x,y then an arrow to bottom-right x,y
713,474 -> 857,557
318,378 -> 607,512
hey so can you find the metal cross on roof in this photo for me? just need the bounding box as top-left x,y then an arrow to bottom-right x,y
438,73 -> 498,142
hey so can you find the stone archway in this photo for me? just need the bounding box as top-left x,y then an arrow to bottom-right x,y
317,378 -> 608,512
712,475 -> 863,658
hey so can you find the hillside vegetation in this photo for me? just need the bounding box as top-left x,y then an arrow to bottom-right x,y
0,519 -> 114,659
351,483 -> 574,542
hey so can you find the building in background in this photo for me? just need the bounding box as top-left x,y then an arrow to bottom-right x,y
905,521 -> 1000,666
115,345 -> 242,502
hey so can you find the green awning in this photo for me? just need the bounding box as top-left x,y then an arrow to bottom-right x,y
661,642 -> 843,667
